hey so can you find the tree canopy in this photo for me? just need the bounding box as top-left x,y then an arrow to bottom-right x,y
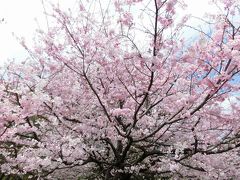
0,0 -> 240,179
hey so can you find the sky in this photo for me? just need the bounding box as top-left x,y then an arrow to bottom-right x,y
0,0 -> 216,65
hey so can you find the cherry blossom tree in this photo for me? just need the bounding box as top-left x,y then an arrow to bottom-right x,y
0,0 -> 240,179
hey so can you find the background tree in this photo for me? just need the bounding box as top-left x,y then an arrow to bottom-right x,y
0,0 -> 240,179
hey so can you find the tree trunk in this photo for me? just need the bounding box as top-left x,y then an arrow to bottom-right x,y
114,173 -> 132,180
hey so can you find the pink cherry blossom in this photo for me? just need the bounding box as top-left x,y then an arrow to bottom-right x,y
0,0 -> 240,179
